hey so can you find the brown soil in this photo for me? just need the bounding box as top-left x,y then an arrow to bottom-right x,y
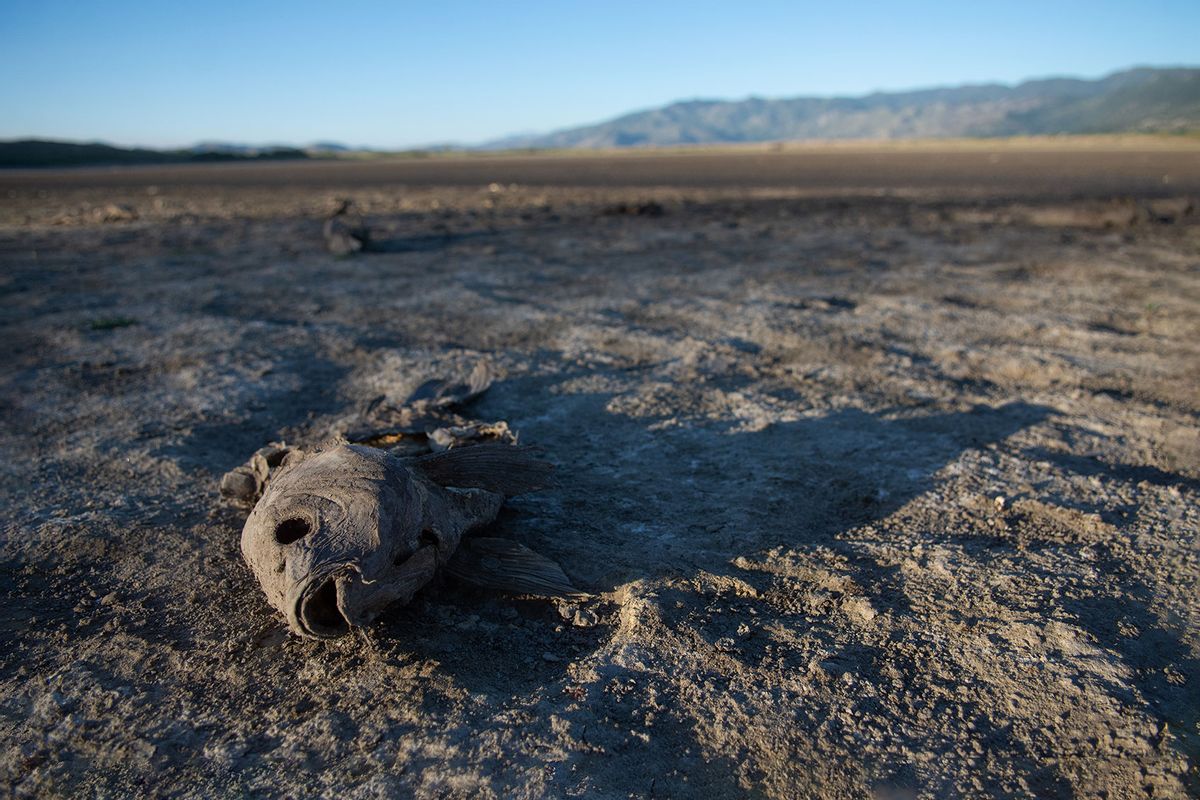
1,147 -> 1199,798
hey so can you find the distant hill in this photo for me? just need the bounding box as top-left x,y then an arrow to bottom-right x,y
0,140 -> 311,168
486,67 -> 1200,149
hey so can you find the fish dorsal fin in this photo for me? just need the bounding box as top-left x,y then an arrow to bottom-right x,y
406,362 -> 493,408
411,444 -> 552,496
445,537 -> 589,599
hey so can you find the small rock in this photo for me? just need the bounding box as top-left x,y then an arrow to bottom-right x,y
1145,196 -> 1194,223
92,203 -> 138,223
542,652 -> 560,663
845,597 -> 878,624
572,608 -> 599,627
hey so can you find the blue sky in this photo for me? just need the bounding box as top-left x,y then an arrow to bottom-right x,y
1,1 -> 1197,148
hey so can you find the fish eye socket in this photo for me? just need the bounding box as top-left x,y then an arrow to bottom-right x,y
274,517 -> 311,545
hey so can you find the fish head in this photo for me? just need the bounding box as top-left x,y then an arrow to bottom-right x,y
240,444 -> 446,639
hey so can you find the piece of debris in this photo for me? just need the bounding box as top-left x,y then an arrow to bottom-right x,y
322,198 -> 369,255
602,201 -> 665,217
428,420 -> 513,452
343,363 -> 518,453
88,316 -> 138,331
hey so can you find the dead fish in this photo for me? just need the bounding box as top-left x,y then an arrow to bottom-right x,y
236,441 -> 583,640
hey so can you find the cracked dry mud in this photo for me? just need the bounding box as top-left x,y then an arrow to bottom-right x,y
1,152 -> 1199,798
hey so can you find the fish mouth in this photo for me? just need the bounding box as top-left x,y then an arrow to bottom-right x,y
290,570 -> 353,639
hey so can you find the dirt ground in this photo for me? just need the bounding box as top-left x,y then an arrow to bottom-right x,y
1,148 -> 1199,798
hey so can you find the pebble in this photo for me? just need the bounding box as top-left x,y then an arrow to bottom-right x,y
571,608 -> 599,627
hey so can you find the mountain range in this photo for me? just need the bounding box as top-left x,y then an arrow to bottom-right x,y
3,66 -> 1198,167
485,67 -> 1200,149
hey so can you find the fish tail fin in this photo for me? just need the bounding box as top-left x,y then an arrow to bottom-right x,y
411,443 -> 553,495
446,537 -> 588,599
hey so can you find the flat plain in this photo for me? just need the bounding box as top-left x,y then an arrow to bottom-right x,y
1,143 -> 1199,798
